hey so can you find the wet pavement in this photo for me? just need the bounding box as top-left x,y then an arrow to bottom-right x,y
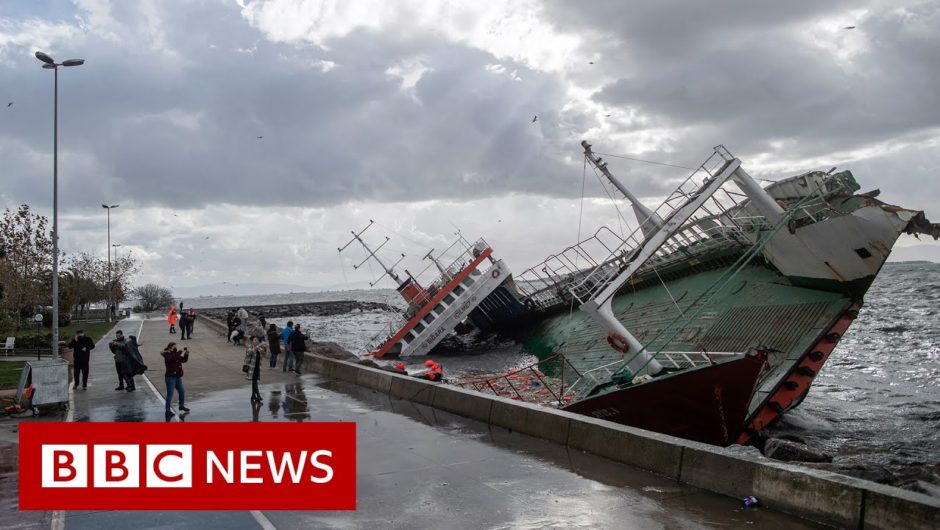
8,318 -> 825,529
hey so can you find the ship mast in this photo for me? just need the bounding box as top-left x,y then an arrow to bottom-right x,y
338,220 -> 406,287
582,140 -> 664,238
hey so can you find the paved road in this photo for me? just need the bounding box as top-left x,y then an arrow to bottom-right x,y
43,317 -> 825,529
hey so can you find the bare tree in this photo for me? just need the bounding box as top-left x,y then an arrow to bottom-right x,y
135,284 -> 174,312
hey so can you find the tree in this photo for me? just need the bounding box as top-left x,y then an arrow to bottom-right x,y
136,284 -> 174,312
0,205 -> 54,328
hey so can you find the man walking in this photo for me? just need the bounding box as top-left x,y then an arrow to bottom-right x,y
108,330 -> 130,391
226,309 -> 236,343
288,323 -> 307,375
178,310 -> 190,340
161,342 -> 190,417
68,330 -> 95,390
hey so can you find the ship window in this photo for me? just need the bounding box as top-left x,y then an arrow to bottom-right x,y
403,334 -> 413,344
434,303 -> 446,314
414,323 -> 426,334
453,286 -> 465,296
423,314 -> 434,324
443,294 -> 456,304
854,247 -> 873,259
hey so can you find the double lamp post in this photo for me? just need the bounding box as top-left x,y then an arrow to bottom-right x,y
35,51 -> 83,359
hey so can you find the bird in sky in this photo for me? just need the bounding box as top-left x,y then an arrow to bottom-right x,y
256,136 -> 263,139
532,115 -> 538,123
844,26 -> 856,29
6,102 -> 11,107
605,114 -> 611,117
205,236 -> 210,239
588,61 -> 594,65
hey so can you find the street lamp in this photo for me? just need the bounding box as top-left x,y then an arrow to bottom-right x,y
102,204 -> 119,322
36,51 -> 84,359
112,243 -> 122,318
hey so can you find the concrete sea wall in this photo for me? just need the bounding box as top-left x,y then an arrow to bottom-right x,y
200,316 -> 938,529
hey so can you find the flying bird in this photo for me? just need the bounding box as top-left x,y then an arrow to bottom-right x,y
6,102 -> 11,107
256,136 -> 263,139
531,115 -> 538,123
605,114 -> 611,117
844,26 -> 856,29
588,61 -> 594,65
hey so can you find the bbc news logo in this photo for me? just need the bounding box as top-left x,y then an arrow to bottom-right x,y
20,422 -> 355,510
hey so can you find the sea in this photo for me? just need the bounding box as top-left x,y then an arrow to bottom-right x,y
185,262 -> 940,492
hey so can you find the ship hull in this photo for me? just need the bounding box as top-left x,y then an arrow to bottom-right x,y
562,353 -> 766,446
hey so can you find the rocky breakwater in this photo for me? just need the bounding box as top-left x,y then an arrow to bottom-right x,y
199,300 -> 398,321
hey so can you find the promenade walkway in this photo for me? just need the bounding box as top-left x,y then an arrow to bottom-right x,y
36,317 -> 822,529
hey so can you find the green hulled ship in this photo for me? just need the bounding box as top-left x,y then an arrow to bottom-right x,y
467,142 -> 938,446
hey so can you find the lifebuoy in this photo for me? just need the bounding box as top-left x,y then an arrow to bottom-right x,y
491,269 -> 501,279
523,298 -> 536,311
606,333 -> 630,353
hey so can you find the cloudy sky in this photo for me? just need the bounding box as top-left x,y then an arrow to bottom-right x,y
2,0 -> 939,294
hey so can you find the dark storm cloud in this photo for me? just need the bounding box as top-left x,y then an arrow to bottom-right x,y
0,1 -> 581,214
544,1 -> 940,160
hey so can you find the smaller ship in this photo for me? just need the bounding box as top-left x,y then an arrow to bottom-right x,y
338,222 -> 526,358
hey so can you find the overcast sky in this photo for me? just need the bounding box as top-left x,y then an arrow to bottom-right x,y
2,0 -> 939,294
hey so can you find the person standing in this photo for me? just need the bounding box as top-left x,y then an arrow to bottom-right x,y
266,324 -> 281,369
288,323 -> 307,375
257,311 -> 267,329
108,330 -> 130,391
161,343 -> 190,415
249,337 -> 264,403
67,330 -> 95,390
185,309 -> 197,339
281,320 -> 295,373
178,310 -> 190,340
226,309 -> 236,343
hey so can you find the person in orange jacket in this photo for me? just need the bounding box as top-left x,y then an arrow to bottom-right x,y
167,306 -> 179,334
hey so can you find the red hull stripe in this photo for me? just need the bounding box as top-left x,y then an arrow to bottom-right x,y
736,302 -> 861,444
373,248 -> 493,358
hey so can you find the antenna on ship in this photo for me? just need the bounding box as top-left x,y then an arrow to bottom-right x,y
582,140 -> 664,238
338,220 -> 406,287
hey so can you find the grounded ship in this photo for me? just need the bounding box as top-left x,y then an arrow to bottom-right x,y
451,141 -> 939,446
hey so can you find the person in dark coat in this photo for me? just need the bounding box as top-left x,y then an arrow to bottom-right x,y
108,330 -> 130,391
266,324 -> 281,369
288,324 -> 307,375
67,330 -> 95,390
226,310 -> 236,343
178,311 -> 190,340
249,337 -> 264,403
122,335 -> 148,392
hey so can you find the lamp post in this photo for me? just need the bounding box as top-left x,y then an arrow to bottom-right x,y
102,204 -> 119,322
112,243 -> 122,315
36,51 -> 84,359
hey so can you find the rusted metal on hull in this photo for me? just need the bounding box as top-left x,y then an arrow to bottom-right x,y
736,302 -> 862,444
562,351 -> 767,446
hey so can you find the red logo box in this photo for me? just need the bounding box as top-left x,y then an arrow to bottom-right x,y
19,422 -> 356,511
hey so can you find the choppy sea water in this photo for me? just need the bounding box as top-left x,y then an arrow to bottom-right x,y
188,262 -> 940,491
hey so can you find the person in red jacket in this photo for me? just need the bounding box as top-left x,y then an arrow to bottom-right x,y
167,306 -> 179,334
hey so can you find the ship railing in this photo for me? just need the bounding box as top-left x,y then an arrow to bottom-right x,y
656,350 -> 738,369
452,352 -> 584,406
516,212 -> 753,312
563,359 -> 629,400
565,146 -> 763,304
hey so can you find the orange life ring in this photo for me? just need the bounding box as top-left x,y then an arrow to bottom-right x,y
606,333 -> 630,353
491,269 -> 501,279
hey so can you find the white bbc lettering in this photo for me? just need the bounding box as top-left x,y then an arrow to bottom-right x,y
206,451 -> 234,484
93,445 -> 139,488
145,445 -> 192,488
240,450 -> 263,484
266,451 -> 307,483
41,445 -> 88,488
310,450 -> 334,484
